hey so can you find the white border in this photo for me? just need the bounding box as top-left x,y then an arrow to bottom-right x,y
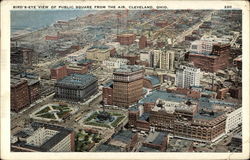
1,1 -> 249,159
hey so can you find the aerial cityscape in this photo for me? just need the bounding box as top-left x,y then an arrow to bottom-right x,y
10,10 -> 242,152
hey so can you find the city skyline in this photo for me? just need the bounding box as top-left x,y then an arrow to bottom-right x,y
4,7 -> 246,156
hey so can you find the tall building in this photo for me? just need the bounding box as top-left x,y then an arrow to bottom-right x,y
176,65 -> 200,88
11,78 -> 30,112
159,50 -> 175,71
151,50 -> 161,68
11,122 -> 75,152
113,65 -> 144,107
139,35 -> 147,49
54,74 -> 98,102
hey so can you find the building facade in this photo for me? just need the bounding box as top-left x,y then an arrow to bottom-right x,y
139,35 -> 147,49
176,65 -> 201,88
50,64 -> 67,80
117,34 -> 136,45
102,58 -> 128,69
86,45 -> 111,62
188,44 -> 231,72
225,107 -> 242,133
54,74 -> 98,102
11,122 -> 74,152
159,51 -> 175,71
113,65 -> 144,107
11,78 -> 30,112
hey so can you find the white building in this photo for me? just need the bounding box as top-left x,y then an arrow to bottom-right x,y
11,122 -> 74,152
139,51 -> 151,63
66,48 -> 86,63
225,107 -> 242,134
102,58 -> 128,69
159,50 -> 175,71
176,65 -> 200,88
190,36 -> 230,54
189,40 -> 214,54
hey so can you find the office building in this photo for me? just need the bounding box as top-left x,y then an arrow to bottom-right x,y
176,65 -> 201,88
102,58 -> 128,69
113,65 -> 144,107
117,34 -> 136,45
11,122 -> 74,152
188,43 -> 230,72
86,45 -> 112,62
11,78 -> 30,112
54,74 -> 98,102
50,63 -> 67,80
139,35 -> 147,49
159,51 -> 175,71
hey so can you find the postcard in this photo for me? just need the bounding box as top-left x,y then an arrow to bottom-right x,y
1,0 -> 249,159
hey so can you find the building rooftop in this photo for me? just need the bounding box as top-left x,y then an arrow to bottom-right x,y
139,146 -> 160,152
145,132 -> 167,146
51,62 -> 65,69
11,77 -> 27,86
87,45 -> 110,51
56,73 -> 97,87
112,130 -> 134,144
103,81 -> 113,88
12,122 -> 73,152
128,105 -> 139,112
193,109 -> 224,120
139,112 -> 150,121
77,59 -> 93,64
95,144 -> 121,152
139,90 -> 187,104
145,75 -> 160,86
114,65 -> 143,73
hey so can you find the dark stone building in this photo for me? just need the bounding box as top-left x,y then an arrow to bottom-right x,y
54,74 -> 98,101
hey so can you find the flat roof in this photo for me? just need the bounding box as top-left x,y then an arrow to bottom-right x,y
145,132 -> 166,145
139,146 -> 160,152
114,65 -> 143,73
56,73 -> 97,87
112,130 -> 134,144
12,122 -> 73,152
145,75 -> 160,86
95,144 -> 121,152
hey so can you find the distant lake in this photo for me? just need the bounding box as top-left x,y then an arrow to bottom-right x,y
11,10 -> 93,33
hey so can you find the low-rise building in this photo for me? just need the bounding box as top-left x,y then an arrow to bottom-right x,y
66,65 -> 88,75
117,34 -> 136,45
143,75 -> 161,90
50,63 -> 67,80
11,122 -> 74,152
108,130 -> 138,151
86,45 -> 112,62
225,107 -> 242,134
102,58 -> 128,69
141,132 -> 168,152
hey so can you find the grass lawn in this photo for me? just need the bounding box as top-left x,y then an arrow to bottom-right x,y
37,113 -> 56,119
111,116 -> 125,127
35,107 -> 51,115
85,112 -> 98,122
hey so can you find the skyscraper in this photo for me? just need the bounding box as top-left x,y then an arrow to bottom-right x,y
112,65 -> 144,107
159,50 -> 175,71
176,65 -> 201,88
